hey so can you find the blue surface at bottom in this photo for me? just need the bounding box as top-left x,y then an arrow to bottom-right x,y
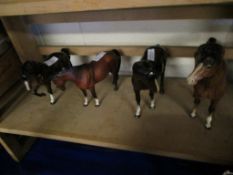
0,139 -> 232,175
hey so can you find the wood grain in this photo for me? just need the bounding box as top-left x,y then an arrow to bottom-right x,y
1,17 -> 42,62
0,77 -> 233,164
0,0 -> 232,16
25,5 -> 233,24
39,46 -> 233,59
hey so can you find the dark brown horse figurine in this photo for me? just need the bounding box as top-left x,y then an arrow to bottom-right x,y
187,38 -> 226,129
53,49 -> 121,106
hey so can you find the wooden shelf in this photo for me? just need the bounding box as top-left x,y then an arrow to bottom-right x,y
0,77 -> 233,164
0,0 -> 232,17
0,0 -> 233,163
39,46 -> 233,59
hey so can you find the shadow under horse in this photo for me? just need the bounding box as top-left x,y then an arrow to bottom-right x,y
21,48 -> 72,104
52,49 -> 121,107
187,37 -> 226,129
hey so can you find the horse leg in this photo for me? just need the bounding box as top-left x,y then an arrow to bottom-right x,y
90,87 -> 100,107
190,97 -> 200,118
160,61 -> 166,94
205,99 -> 218,129
46,82 -> 55,104
149,89 -> 155,109
112,59 -> 121,91
112,72 -> 119,91
134,89 -> 141,118
33,84 -> 46,97
81,89 -> 89,107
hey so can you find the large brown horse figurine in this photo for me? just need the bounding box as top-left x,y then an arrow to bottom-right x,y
53,49 -> 121,106
187,38 -> 226,129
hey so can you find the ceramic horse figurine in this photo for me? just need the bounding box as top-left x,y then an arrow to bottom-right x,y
21,48 -> 72,104
52,49 -> 121,106
141,45 -> 167,94
131,60 -> 160,118
187,37 -> 226,129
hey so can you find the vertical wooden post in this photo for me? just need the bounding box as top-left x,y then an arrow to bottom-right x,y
1,16 -> 42,63
0,134 -> 35,162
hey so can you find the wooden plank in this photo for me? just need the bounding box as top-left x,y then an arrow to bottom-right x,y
25,5 -> 233,24
39,46 -> 233,59
1,16 -> 42,62
0,0 -> 232,17
0,134 -> 35,162
0,77 -> 233,164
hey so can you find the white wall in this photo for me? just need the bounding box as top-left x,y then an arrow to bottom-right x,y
31,19 -> 233,77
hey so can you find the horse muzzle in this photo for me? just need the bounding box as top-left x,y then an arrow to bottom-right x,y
187,63 -> 204,86
187,76 -> 198,85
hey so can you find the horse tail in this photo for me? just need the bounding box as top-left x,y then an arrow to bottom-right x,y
111,49 -> 121,57
207,37 -> 217,44
61,48 -> 72,68
61,48 -> 70,57
111,49 -> 121,74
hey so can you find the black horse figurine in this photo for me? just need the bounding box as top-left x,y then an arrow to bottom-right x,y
53,49 -> 121,106
21,48 -> 72,104
141,45 -> 167,94
187,38 -> 226,129
131,60 -> 160,118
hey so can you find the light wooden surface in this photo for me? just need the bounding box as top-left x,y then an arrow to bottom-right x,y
39,46 -> 233,59
0,0 -> 232,17
1,17 -> 42,62
0,77 -> 233,164
24,5 -> 233,24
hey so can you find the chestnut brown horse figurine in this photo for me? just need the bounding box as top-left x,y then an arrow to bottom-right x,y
53,49 -> 121,106
187,38 -> 226,129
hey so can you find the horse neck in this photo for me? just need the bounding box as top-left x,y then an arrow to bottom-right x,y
58,70 -> 75,82
206,60 -> 226,85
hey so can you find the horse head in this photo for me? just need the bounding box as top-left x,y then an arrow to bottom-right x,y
187,37 -> 224,85
21,61 -> 45,91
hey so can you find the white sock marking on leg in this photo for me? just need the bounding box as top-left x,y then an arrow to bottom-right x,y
49,94 -> 55,104
83,97 -> 88,106
95,98 -> 100,106
205,115 -> 212,128
150,98 -> 155,108
24,81 -> 31,91
190,108 -> 197,118
136,105 -> 141,116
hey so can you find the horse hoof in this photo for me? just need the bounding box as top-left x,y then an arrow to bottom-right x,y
50,101 -> 56,105
190,112 -> 196,118
114,86 -> 118,91
205,123 -> 212,129
83,104 -> 88,107
134,114 -> 141,118
150,105 -> 155,109
95,104 -> 101,107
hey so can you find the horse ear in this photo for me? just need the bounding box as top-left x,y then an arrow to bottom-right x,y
61,48 -> 70,56
207,37 -> 217,44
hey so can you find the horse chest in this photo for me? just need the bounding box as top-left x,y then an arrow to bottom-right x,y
132,75 -> 155,90
194,81 -> 221,99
